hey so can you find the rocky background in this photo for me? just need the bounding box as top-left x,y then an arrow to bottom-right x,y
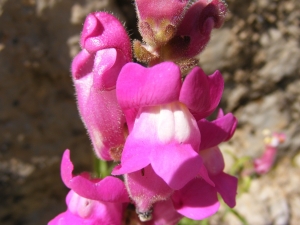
0,0 -> 299,224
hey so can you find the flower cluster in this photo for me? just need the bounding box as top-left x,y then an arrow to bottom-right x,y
49,1 -> 238,224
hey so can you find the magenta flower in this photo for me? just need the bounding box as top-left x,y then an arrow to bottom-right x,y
71,12 -> 131,161
254,132 -> 286,174
112,62 -> 224,191
48,150 -> 129,225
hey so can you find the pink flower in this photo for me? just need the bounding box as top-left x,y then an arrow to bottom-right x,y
71,12 -> 132,160
135,0 -> 189,45
48,150 -> 129,225
112,62 -> 224,191
254,132 -> 286,174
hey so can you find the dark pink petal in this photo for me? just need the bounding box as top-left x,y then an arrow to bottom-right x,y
72,48 -> 127,161
80,12 -> 131,62
116,62 -> 181,110
198,113 -> 237,150
200,147 -> 225,176
124,165 -> 173,214
180,67 -> 224,120
172,179 -> 219,220
150,144 -> 202,190
176,0 -> 227,57
61,150 -> 129,203
211,172 -> 238,208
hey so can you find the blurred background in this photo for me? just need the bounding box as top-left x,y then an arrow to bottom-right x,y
0,0 -> 299,224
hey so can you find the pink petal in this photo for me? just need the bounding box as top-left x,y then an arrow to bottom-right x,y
80,12 -> 131,62
116,62 -> 181,110
72,48 -> 127,161
199,163 -> 215,187
48,209 -> 83,225
171,178 -> 220,220
111,136 -> 151,175
198,113 -> 237,150
71,49 -> 95,80
124,165 -> 173,213
200,147 -> 225,176
48,190 -> 125,225
180,67 -> 224,120
72,48 -> 127,91
61,150 -> 129,203
150,144 -> 202,190
211,172 -> 238,208
113,101 -> 201,177
254,146 -> 277,174
150,199 -> 183,225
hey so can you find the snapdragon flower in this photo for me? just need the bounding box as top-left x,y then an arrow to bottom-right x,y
50,0 -> 238,223
254,132 -> 286,174
72,12 -> 131,161
113,62 -> 224,187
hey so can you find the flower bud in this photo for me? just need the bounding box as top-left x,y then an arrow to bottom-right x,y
72,12 -> 132,161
